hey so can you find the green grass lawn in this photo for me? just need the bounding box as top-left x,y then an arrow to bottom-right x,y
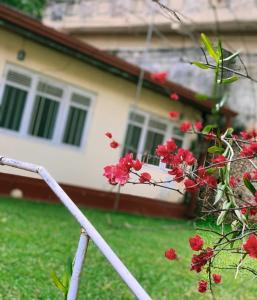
0,197 -> 257,300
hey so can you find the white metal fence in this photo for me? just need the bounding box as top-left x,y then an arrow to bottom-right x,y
0,156 -> 152,300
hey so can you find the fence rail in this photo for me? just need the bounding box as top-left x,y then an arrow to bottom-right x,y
0,156 -> 152,300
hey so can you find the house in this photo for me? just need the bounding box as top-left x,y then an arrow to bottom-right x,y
44,0 -> 257,128
0,5 -> 235,218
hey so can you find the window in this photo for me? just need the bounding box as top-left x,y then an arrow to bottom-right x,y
123,110 -> 186,166
0,69 -> 31,131
29,81 -> 62,139
0,64 -> 94,148
62,92 -> 90,146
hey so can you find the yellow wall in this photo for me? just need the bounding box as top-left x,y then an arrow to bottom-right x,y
0,28 -> 200,203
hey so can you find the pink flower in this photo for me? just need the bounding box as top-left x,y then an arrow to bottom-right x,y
150,71 -> 168,84
212,274 -> 222,284
168,167 -> 184,183
110,141 -> 119,148
105,132 -> 112,139
198,280 -> 208,293
180,121 -> 191,133
194,121 -> 203,131
139,172 -> 151,183
189,235 -> 204,251
168,111 -> 180,119
164,248 -> 177,260
211,155 -> 226,167
169,92 -> 179,101
184,179 -> 198,193
243,234 -> 257,258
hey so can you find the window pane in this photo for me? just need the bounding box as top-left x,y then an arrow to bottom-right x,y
129,112 -> 145,124
148,119 -> 167,131
143,130 -> 164,165
29,95 -> 59,139
0,85 -> 27,131
63,106 -> 87,146
123,124 -> 142,156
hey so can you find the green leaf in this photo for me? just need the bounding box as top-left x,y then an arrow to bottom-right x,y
192,61 -> 210,69
218,76 -> 238,84
214,183 -> 226,205
206,167 -> 217,175
224,127 -> 234,137
243,178 -> 256,196
208,146 -> 224,154
51,271 -> 66,293
202,124 -> 217,134
195,93 -> 209,101
201,33 -> 219,62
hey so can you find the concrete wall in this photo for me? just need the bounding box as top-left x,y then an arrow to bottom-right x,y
0,28 -> 200,203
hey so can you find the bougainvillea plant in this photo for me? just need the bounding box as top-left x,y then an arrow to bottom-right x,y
103,33 -> 257,296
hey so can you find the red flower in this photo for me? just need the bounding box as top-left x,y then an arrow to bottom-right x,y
194,121 -> 203,131
164,248 -> 177,260
168,111 -> 180,119
150,71 -> 168,84
103,165 -> 129,185
189,235 -> 204,251
212,273 -> 222,284
132,159 -> 142,171
250,208 -> 257,216
191,247 -> 213,273
105,132 -> 112,139
204,131 -> 216,141
243,234 -> 257,258
198,280 -> 208,293
240,130 -> 252,140
229,176 -> 236,188
184,179 -> 198,193
211,155 -> 226,167
169,92 -> 179,101
110,140 -> 119,148
139,172 -> 151,183
240,145 -> 254,157
241,207 -> 247,215
243,172 -> 251,181
180,121 -> 191,133
168,167 -> 184,183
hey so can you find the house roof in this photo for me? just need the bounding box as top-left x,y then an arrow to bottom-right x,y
0,4 -> 236,118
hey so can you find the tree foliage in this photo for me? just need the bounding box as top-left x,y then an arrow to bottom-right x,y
1,0 -> 47,19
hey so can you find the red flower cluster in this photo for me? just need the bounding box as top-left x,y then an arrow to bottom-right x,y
103,153 -> 142,185
156,140 -> 197,189
189,235 -> 204,251
240,141 -> 257,157
240,130 -> 257,140
243,234 -> 257,258
191,247 -> 213,273
150,71 -> 168,84
198,280 -> 208,293
164,248 -> 177,260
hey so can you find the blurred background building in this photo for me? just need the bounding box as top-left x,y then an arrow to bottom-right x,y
43,0 -> 257,128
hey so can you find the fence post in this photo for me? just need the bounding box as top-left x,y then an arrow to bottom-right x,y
67,228 -> 89,300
